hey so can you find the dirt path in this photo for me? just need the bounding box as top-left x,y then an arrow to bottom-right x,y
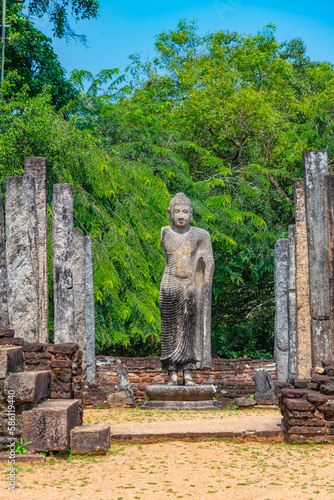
1,409 -> 334,499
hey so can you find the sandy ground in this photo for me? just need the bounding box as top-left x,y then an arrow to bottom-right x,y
1,408 -> 334,500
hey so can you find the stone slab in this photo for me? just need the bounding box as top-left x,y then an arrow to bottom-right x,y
0,453 -> 46,464
0,346 -> 23,379
145,384 -> 216,401
23,399 -> 82,451
70,424 -> 111,455
3,370 -> 51,403
25,157 -> 49,343
110,416 -> 283,443
294,179 -> 312,378
141,400 -> 221,410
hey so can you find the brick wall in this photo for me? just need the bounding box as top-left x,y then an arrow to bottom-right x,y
23,342 -> 83,399
279,360 -> 334,443
83,356 -> 276,408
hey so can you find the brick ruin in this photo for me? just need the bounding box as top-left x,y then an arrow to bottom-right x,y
279,360 -> 334,443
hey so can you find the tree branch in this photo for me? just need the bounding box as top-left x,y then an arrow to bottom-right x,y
268,175 -> 294,204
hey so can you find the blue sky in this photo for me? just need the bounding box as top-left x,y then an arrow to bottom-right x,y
27,0 -> 334,77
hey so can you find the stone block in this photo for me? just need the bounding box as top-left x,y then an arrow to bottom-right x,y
288,426 -> 326,435
285,398 -> 314,411
107,389 -> 135,408
307,392 -> 329,404
305,419 -> 325,427
70,424 -> 110,455
235,397 -> 257,407
293,378 -> 311,388
281,388 -> 308,399
0,338 -> 23,346
0,329 -> 15,338
23,399 -> 82,451
3,370 -> 50,403
321,384 -> 334,395
0,346 -> 23,378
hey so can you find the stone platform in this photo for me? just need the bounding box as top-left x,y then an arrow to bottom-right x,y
142,384 -> 220,410
110,416 -> 283,443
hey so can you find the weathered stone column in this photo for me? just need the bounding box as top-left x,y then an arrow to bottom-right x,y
85,236 -> 96,383
0,187 -> 9,328
288,225 -> 297,380
5,177 -> 39,341
326,174 -> 334,359
73,228 -> 86,372
294,179 -> 312,378
24,157 -> 48,343
303,151 -> 331,366
52,184 -> 74,344
274,238 -> 289,382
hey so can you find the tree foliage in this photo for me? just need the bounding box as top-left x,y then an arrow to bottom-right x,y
28,0 -> 100,42
2,21 -> 334,357
3,5 -> 77,108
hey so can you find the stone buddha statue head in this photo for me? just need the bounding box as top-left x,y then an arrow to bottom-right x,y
167,193 -> 193,229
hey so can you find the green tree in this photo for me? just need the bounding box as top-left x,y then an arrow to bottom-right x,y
28,0 -> 100,42
3,5 -> 77,108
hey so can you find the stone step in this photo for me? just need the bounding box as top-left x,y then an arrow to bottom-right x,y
0,346 -> 23,379
70,424 -> 111,455
23,399 -> 82,452
3,370 -> 51,403
109,416 -> 283,444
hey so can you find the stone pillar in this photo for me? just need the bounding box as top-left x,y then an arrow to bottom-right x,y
73,228 -> 86,373
294,179 -> 312,378
5,177 -> 39,341
303,151 -> 331,366
52,184 -> 74,344
24,157 -> 49,343
274,238 -> 289,382
326,174 -> 334,359
288,225 -> 297,380
0,187 -> 9,328
85,236 -> 96,383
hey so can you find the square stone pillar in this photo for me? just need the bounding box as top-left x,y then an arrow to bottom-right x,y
52,184 -> 74,343
288,225 -> 297,380
85,236 -> 96,383
73,228 -> 86,373
5,177 -> 39,342
0,187 -> 9,328
73,230 -> 96,382
24,157 -> 49,343
326,174 -> 334,359
274,238 -> 289,382
294,179 -> 312,378
303,151 -> 331,366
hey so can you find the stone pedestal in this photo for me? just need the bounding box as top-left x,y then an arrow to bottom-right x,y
142,385 -> 220,410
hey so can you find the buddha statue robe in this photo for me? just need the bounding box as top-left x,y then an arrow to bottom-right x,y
160,225 -> 214,371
